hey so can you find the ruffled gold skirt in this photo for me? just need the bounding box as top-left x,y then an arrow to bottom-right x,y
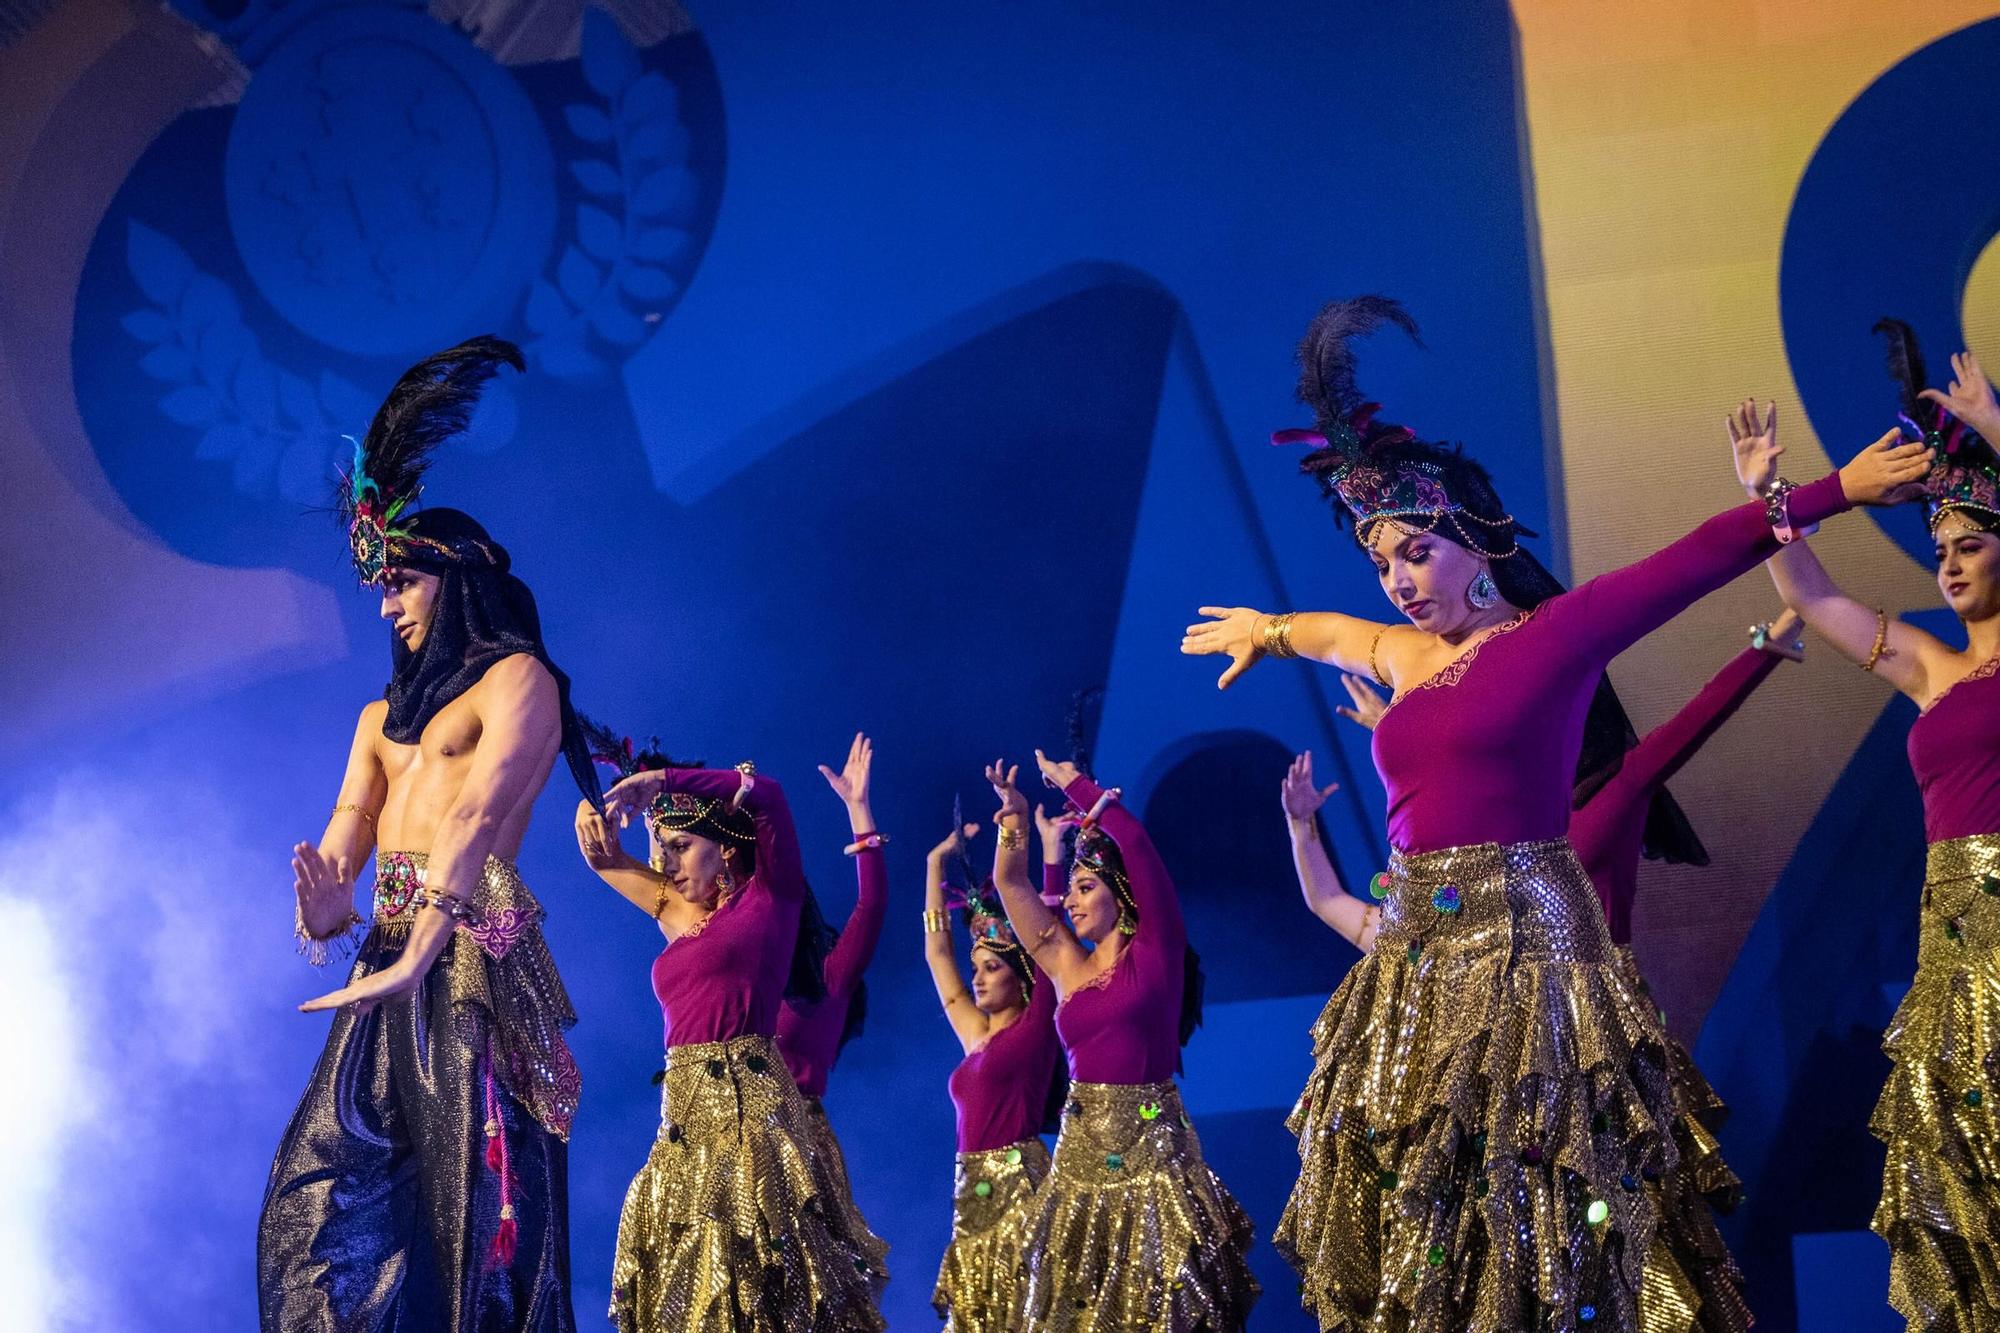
1019,1080 -> 1258,1332
1277,836 -> 1688,1332
1872,831 -> 2000,1332
931,1137 -> 1050,1331
1612,946 -> 1751,1333
609,1036 -> 886,1332
799,1095 -> 891,1294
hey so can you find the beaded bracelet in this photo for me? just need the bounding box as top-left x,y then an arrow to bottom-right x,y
1862,608 -> 1895,673
417,888 -> 481,923
333,803 -> 377,826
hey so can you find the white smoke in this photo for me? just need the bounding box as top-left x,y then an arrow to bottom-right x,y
0,771 -> 315,1329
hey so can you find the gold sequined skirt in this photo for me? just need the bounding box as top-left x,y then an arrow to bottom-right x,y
1612,946 -> 1751,1333
1871,831 -> 2000,1332
799,1095 -> 891,1294
1277,836 -> 1684,1332
1019,1080 -> 1258,1332
931,1137 -> 1051,1331
608,1036 -> 886,1333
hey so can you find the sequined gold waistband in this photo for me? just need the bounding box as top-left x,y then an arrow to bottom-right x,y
1378,835 -> 1606,964
658,1035 -> 788,1122
371,851 -> 539,959
1920,831 -> 2000,951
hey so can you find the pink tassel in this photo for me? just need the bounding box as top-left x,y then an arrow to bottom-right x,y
481,1048 -> 517,1272
487,1213 -> 518,1267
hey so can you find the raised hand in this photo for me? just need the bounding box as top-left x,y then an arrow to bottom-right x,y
1034,802 -> 1077,848
575,798 -> 630,871
928,822 -> 981,864
602,768 -> 667,828
1180,606 -> 1267,690
1919,351 -> 2000,437
293,842 -> 357,940
1336,673 -> 1389,730
1032,748 -> 1081,790
1281,752 -> 1340,821
1726,399 -> 1783,497
1756,607 -> 1807,661
817,731 -> 873,808
984,759 -> 1027,822
1838,429 -> 1932,507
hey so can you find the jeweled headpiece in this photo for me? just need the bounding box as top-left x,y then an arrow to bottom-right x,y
1874,318 -> 2000,535
336,336 -> 525,583
1276,296 -> 1532,561
646,789 -> 756,847
1072,827 -> 1135,918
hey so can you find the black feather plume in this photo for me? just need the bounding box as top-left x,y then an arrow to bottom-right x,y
1295,296 -> 1423,430
338,335 -> 525,523
576,711 -> 639,778
1065,686 -> 1105,778
1873,317 -> 1935,432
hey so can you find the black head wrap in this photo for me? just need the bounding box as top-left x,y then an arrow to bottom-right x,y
1287,296 -> 1706,866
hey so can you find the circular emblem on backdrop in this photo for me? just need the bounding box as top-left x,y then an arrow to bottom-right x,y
223,6 -> 555,357
1779,17 -> 2000,565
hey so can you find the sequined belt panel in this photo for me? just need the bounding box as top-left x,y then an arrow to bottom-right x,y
1921,831 -> 2000,952
366,851 -> 580,1140
1379,835 -> 1608,967
952,1138 -> 1052,1234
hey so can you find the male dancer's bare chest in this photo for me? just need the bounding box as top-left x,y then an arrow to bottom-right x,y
371,676 -> 536,854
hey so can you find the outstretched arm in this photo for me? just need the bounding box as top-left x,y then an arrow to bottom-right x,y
924,824 -> 990,1052
1280,751 -> 1378,951
303,655 -> 558,1011
1181,606 -> 1417,692
1615,624 -> 1794,795
1724,399 -> 1943,700
1553,425 -> 1927,671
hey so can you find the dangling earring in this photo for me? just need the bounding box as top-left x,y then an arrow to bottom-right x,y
715,870 -> 735,896
1117,909 -> 1137,937
1467,570 -> 1499,610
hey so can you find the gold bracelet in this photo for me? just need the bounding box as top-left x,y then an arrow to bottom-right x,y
1367,624 -> 1390,688
996,824 -> 1024,850
333,803 -> 377,826
1862,608 -> 1894,673
922,909 -> 950,933
1261,611 -> 1299,660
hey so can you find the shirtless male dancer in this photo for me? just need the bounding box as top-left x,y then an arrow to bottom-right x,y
256,339 -> 599,1333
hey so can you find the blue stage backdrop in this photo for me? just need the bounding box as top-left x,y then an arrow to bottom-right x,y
20,0 -> 1959,1328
